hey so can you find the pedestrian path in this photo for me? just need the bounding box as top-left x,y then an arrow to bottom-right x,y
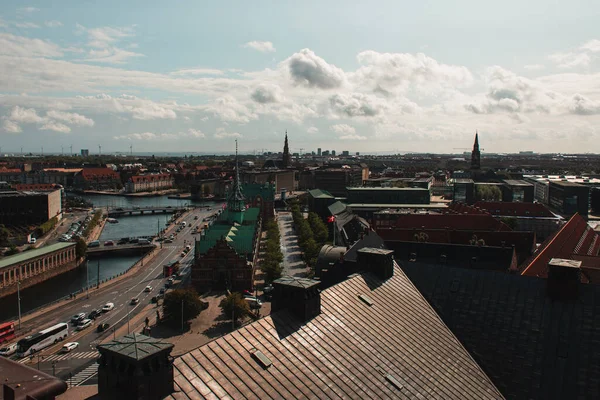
67,362 -> 99,387
44,350 -> 99,362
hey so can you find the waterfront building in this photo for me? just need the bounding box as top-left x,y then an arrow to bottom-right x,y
0,188 -> 62,225
74,167 -> 120,190
125,173 -> 174,193
0,242 -> 77,298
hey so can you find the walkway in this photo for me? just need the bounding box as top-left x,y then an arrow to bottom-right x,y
276,211 -> 308,278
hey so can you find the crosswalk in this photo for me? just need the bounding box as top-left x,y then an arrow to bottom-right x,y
16,351 -> 99,364
67,362 -> 99,387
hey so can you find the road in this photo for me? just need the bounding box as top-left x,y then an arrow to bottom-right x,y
11,207 -> 214,386
276,211 -> 308,278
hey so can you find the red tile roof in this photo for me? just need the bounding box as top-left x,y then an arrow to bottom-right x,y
0,167 -> 22,173
80,168 -> 119,180
388,213 -> 511,231
473,201 -> 556,218
521,213 -> 600,278
13,183 -> 60,191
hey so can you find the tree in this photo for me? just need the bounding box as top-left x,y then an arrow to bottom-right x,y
76,238 -> 87,259
476,185 -> 502,201
162,288 -> 206,329
308,213 -> 328,244
4,245 -> 19,256
0,224 -> 9,245
219,292 -> 250,322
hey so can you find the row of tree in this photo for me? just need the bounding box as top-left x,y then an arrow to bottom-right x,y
290,205 -> 329,270
261,219 -> 284,283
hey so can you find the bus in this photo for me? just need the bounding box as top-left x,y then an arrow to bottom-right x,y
16,322 -> 68,357
0,321 -> 15,345
163,259 -> 180,277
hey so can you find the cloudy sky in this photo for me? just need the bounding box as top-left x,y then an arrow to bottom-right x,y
1,1 -> 600,155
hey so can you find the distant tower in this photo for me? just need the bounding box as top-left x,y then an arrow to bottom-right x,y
227,140 -> 246,224
471,131 -> 481,170
282,131 -> 291,168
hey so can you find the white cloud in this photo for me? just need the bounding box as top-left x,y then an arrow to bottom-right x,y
251,84 -> 284,104
40,121 -> 71,133
580,39 -> 600,53
15,22 -> 40,29
170,68 -> 224,76
45,20 -> 63,28
0,33 -> 63,57
307,127 -> 319,134
549,52 -> 591,69
75,24 -> 142,64
339,134 -> 367,140
568,94 -> 600,115
7,106 -> 45,123
524,64 -> 545,71
328,93 -> 389,117
285,49 -> 346,89
18,7 -> 40,13
331,124 -> 356,135
2,119 -> 22,133
214,127 -> 242,139
243,41 -> 276,53
46,110 -> 94,126
114,128 -> 206,140
202,95 -> 257,123
186,128 -> 205,138
84,47 -> 144,64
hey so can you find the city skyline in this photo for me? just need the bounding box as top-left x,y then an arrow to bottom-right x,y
1,1 -> 600,153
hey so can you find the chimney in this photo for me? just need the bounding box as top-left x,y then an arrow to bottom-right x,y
3,384 -> 15,400
547,258 -> 581,300
271,276 -> 321,322
357,247 -> 395,280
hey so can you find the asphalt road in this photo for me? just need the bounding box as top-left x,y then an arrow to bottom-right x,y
12,206 -> 215,384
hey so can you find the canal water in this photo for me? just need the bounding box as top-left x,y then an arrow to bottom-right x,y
0,194 -> 215,322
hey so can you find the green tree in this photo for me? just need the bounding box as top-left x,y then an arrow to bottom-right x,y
4,245 -> 19,256
219,292 -> 250,322
476,185 -> 502,201
162,288 -> 206,329
76,238 -> 88,259
0,224 -> 9,245
308,213 -> 328,244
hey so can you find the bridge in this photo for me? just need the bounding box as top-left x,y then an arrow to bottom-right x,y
86,242 -> 156,257
107,206 -> 188,217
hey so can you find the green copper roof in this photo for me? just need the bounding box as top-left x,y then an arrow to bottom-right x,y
0,242 -> 75,271
309,189 -> 334,199
243,182 -> 276,202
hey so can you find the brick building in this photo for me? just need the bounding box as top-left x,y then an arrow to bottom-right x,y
74,167 -> 120,190
125,173 -> 174,193
0,188 -> 62,225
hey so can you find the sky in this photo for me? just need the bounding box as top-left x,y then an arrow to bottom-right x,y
1,1 -> 600,155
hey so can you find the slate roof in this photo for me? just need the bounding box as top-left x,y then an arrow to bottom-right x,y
472,201 -> 557,218
388,213 -> 511,231
521,213 -> 600,278
170,265 -> 503,400
97,333 -> 173,361
401,262 -> 600,400
308,188 -> 334,199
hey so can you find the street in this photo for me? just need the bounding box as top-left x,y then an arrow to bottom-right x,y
276,211 -> 309,277
10,206 -> 214,386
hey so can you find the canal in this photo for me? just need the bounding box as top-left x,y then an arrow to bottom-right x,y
0,194 -> 215,322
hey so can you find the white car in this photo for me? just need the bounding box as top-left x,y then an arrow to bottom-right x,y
102,302 -> 114,312
144,286 -> 152,292
61,342 -> 79,353
76,319 -> 92,331
0,343 -> 17,357
28,237 -> 37,244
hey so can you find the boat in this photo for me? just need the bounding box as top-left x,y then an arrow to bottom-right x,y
107,218 -> 119,224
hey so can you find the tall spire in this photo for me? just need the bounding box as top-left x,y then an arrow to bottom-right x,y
227,139 -> 245,214
471,130 -> 481,170
282,130 -> 290,168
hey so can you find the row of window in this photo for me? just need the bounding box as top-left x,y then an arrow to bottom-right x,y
1,248 -> 75,287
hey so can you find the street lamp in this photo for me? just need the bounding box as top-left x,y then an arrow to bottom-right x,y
17,280 -> 22,330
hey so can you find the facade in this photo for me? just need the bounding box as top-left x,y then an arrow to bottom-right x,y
242,182 -> 275,221
501,179 -> 534,202
548,181 -> 589,217
0,242 -> 77,298
301,164 -> 368,196
452,178 -> 475,203
81,149 -> 89,157
75,167 -> 120,190
0,189 -> 62,225
346,187 -> 430,205
240,169 -> 295,194
125,173 -> 174,193
308,188 -> 336,219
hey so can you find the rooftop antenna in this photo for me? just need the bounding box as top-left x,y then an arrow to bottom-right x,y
70,145 -> 73,156
41,146 -> 43,156
61,146 -> 64,156
21,147 -> 23,156
98,145 -> 101,156
130,144 -> 133,156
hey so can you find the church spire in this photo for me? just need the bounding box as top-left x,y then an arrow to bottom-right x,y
227,140 -> 246,219
282,130 -> 290,168
471,131 -> 481,170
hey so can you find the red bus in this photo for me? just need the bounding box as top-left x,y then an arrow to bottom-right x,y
0,321 -> 16,345
163,260 -> 180,277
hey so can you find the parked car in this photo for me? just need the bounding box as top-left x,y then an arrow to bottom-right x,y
88,240 -> 100,248
88,309 -> 102,320
130,297 -> 140,305
117,238 -> 129,245
138,239 -> 150,245
104,240 -> 115,246
194,216 -> 199,220
164,238 -> 173,243
97,323 -> 110,333
61,342 -> 79,353
263,285 -> 274,294
76,319 -> 93,330
144,286 -> 152,292
102,302 -> 115,312
0,343 -> 17,357
180,252 -> 186,257
71,313 -> 86,324
245,297 -> 262,309
168,277 -> 174,285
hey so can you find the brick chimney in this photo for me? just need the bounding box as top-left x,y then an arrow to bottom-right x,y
271,276 -> 321,322
357,247 -> 395,280
547,258 -> 581,301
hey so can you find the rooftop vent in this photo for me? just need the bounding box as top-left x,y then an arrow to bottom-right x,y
385,374 -> 404,391
547,258 -> 581,301
252,350 -> 272,369
358,294 -> 374,306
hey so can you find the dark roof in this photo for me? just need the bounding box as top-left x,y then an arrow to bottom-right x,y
521,213 -> 600,278
387,214 -> 511,231
97,333 -> 173,361
308,188 -> 334,199
401,262 -> 600,400
472,201 -> 557,218
502,179 -> 533,187
170,266 -> 502,399
0,357 -> 67,399
273,276 -> 319,289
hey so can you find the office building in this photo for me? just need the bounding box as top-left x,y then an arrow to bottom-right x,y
81,149 -> 89,157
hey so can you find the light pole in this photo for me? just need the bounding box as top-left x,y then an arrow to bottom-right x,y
17,280 -> 22,330
86,259 -> 90,299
